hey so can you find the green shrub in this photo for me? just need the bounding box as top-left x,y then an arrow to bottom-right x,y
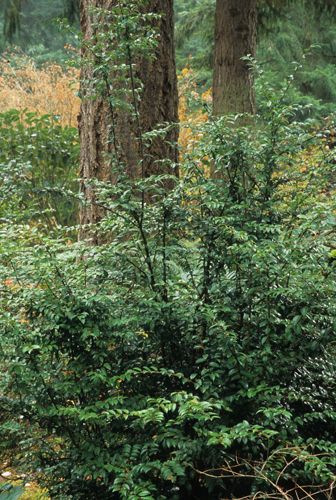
1,85 -> 335,499
0,110 -> 79,228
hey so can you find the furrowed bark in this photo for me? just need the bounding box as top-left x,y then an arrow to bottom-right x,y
79,0 -> 178,242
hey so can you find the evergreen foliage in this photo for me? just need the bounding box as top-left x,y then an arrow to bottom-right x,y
258,1 -> 336,116
0,0 -> 79,63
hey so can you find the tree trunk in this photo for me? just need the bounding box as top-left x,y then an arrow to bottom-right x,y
79,0 -> 178,241
213,0 -> 257,116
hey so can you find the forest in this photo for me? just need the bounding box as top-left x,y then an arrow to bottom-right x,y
0,0 -> 335,499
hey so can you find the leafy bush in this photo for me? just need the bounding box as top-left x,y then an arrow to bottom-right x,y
1,83 -> 335,499
0,110 -> 79,228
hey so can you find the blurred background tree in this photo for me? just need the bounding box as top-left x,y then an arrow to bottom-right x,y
0,0 -> 79,63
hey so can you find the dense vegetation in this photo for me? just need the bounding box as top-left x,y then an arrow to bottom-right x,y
0,1 -> 335,499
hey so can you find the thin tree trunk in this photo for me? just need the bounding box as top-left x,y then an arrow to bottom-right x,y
213,0 -> 257,116
79,0 -> 178,241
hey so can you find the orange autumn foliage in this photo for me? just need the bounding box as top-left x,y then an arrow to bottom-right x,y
178,66 -> 211,159
0,54 -> 80,128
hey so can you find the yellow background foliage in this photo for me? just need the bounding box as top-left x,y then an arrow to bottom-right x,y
0,55 -> 80,127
